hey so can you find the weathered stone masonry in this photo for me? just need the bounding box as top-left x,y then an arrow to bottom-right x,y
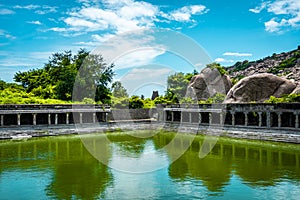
158,103 -> 300,131
0,104 -> 110,126
1,103 -> 300,133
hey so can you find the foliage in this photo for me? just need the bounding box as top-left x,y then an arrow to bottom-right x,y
0,88 -> 68,104
267,50 -> 300,74
153,96 -> 173,105
231,75 -> 245,85
167,72 -> 190,100
14,49 -> 114,103
72,53 -> 114,103
179,97 -> 197,104
231,60 -> 252,73
129,95 -> 144,109
143,98 -> 155,108
199,93 -> 226,104
265,94 -> 300,103
111,97 -> 129,109
82,97 -> 97,104
111,95 -> 147,109
0,80 -> 24,91
166,70 -> 198,102
207,62 -> 228,75
112,81 -> 128,98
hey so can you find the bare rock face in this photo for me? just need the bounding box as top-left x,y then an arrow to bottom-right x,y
224,73 -> 296,103
291,85 -> 300,94
186,67 -> 232,100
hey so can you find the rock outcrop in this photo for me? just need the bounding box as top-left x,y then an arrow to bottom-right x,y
227,46 -> 300,83
186,67 -> 232,100
224,73 -> 296,103
291,85 -> 300,94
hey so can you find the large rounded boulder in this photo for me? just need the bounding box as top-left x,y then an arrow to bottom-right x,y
186,67 -> 232,100
224,73 -> 296,103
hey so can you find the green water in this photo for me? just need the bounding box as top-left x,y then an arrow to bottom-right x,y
0,131 -> 300,199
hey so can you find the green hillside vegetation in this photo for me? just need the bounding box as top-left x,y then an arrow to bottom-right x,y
268,50 -> 300,74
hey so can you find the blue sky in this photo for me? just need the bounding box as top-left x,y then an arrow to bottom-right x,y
1,0 -> 300,97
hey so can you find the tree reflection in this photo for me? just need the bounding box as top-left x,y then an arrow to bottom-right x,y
152,133 -> 300,192
107,132 -> 150,156
46,160 -> 112,200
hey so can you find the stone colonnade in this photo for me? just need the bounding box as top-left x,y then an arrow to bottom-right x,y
0,104 -> 110,126
160,103 -> 300,130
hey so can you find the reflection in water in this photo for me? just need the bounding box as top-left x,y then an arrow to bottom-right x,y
0,131 -> 300,199
0,136 -> 113,200
153,133 -> 300,192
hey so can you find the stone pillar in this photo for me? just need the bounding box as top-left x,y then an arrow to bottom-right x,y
277,112 -> 282,128
258,112 -> 262,127
266,112 -> 271,128
198,112 -> 202,124
48,114 -> 51,125
220,112 -> 224,126
93,113 -> 96,123
1,115 -> 3,126
33,114 -> 37,126
105,113 -> 108,122
180,112 -> 184,123
17,114 -> 21,126
171,111 -> 174,122
294,112 -> 299,129
66,113 -> 69,125
244,112 -> 248,126
189,112 -> 192,123
79,113 -> 83,124
209,113 -> 212,124
231,112 -> 235,126
55,114 -> 58,125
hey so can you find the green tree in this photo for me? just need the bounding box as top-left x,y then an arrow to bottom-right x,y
14,50 -> 114,103
73,53 -> 114,103
207,62 -> 228,75
167,72 -> 190,100
112,81 -> 128,98
129,95 -> 144,109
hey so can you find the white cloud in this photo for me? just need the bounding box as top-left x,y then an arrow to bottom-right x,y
168,5 -> 208,22
249,2 -> 268,13
120,67 -> 173,95
91,34 -> 115,43
64,1 -> 157,34
214,58 -> 234,63
114,48 -> 165,69
0,51 -> 53,72
64,17 -> 107,31
0,8 -> 15,15
35,5 -> 57,14
250,0 -> 300,32
14,4 -> 57,14
26,20 -> 42,25
14,4 -> 40,10
223,52 -> 252,57
265,18 -> 281,32
48,27 -> 68,32
50,1 -> 208,36
0,30 -> 16,40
